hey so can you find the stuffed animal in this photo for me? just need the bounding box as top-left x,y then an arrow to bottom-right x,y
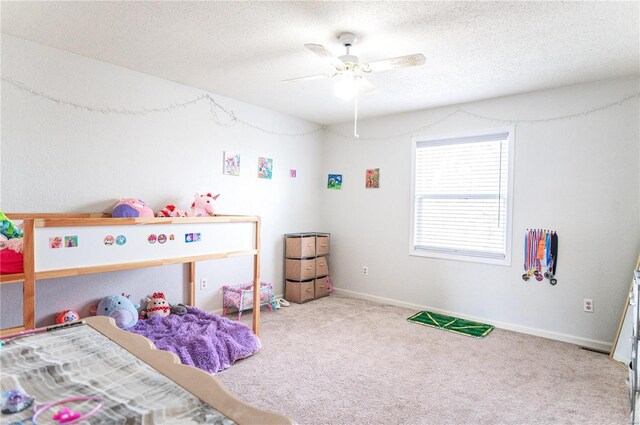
156,193 -> 219,218
4,238 -> 23,253
170,303 -> 188,316
55,310 -> 80,324
112,199 -> 155,218
156,204 -> 188,218
0,211 -> 23,239
144,292 -> 171,318
190,193 -> 219,216
93,293 -> 140,329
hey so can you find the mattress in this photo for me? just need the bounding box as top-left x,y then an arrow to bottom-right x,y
0,324 -> 235,424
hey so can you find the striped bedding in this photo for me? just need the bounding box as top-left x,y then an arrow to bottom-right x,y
0,324 -> 235,424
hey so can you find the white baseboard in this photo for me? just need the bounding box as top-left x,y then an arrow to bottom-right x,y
333,287 -> 614,353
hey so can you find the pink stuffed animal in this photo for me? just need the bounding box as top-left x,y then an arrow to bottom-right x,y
112,199 -> 155,218
156,205 -> 188,218
189,193 -> 219,217
156,193 -> 219,218
4,237 -> 23,253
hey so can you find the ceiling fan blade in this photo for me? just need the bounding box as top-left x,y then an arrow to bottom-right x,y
364,53 -> 426,73
304,43 -> 345,69
282,73 -> 334,83
358,77 -> 377,94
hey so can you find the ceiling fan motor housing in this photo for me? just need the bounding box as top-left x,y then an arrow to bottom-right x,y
338,32 -> 358,47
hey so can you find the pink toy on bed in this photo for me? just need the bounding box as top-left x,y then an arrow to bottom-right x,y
112,199 -> 155,218
156,193 -> 219,217
156,204 -> 188,218
190,193 -> 219,217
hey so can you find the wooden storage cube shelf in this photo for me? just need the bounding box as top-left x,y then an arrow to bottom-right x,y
315,256 -> 328,277
315,277 -> 329,298
284,232 -> 330,305
286,236 -> 316,258
285,259 -> 315,281
286,280 -> 315,304
316,235 -> 330,256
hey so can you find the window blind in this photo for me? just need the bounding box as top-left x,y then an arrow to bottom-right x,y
413,132 -> 510,259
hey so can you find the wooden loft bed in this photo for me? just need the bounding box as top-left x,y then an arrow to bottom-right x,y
0,213 -> 262,336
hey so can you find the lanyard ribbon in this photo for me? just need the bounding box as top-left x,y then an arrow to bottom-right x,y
523,229 -> 559,282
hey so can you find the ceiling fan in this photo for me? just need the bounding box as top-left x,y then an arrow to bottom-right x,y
283,32 -> 426,100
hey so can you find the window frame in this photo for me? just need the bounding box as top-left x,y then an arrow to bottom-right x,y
409,127 -> 515,266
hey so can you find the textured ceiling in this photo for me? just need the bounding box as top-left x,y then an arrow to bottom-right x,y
2,1 -> 639,125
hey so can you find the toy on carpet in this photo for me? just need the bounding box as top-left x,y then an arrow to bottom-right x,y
223,281 -> 276,320
143,292 -> 171,318
55,310 -> 81,324
170,303 -> 188,316
91,293 -> 140,329
112,199 -> 155,218
156,193 -> 219,217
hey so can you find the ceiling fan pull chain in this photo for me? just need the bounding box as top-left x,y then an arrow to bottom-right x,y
354,96 -> 359,139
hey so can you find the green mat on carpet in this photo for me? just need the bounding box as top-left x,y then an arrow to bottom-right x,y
407,311 -> 494,338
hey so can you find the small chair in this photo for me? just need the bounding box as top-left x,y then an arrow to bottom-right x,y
223,281 -> 276,320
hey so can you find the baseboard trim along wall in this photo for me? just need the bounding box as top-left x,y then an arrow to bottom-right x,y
332,287 -> 614,353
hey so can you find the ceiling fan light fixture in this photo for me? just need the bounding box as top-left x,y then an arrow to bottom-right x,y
334,73 -> 361,101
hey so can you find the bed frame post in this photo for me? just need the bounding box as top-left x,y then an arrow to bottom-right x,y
23,219 -> 36,329
189,262 -> 196,307
252,217 -> 261,336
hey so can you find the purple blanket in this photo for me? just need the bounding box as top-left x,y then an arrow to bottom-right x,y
128,307 -> 260,373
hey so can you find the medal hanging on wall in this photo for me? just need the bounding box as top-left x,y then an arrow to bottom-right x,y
535,229 -> 546,281
523,229 -> 558,285
545,231 -> 558,285
522,229 -> 536,281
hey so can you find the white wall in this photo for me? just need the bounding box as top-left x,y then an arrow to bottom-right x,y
322,77 -> 640,349
2,34 -> 639,351
0,35 -> 324,327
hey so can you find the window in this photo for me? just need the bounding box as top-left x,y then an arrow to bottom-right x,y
410,128 -> 514,265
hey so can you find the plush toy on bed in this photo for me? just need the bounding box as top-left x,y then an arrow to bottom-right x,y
156,193 -> 219,217
112,198 -> 155,218
0,234 -> 22,252
91,293 -> 140,329
0,211 -> 24,239
190,193 -> 219,216
0,212 -> 24,274
55,310 -> 80,324
144,292 -> 171,318
155,204 -> 188,218
170,303 -> 188,316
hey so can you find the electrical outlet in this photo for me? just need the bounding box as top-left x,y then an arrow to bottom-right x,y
362,266 -> 368,276
584,298 -> 593,313
200,278 -> 208,290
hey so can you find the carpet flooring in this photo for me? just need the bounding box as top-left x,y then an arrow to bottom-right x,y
217,295 -> 628,425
